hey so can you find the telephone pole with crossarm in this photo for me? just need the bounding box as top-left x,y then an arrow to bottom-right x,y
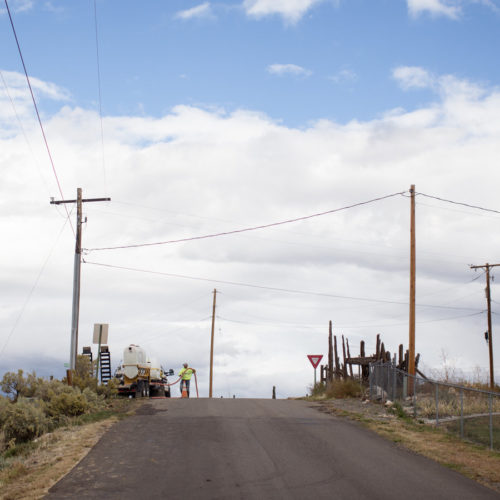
470,262 -> 500,389
51,188 -> 110,371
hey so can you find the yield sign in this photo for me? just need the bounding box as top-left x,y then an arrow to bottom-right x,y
307,354 -> 323,369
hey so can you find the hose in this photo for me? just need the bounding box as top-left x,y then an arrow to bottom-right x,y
166,376 -> 182,387
167,368 -> 199,398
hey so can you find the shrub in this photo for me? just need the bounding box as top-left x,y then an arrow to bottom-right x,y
47,391 -> 88,418
72,356 -> 97,392
34,379 -> 75,403
309,382 -> 326,397
0,396 -> 12,427
2,399 -> 49,443
82,388 -> 105,412
325,378 -> 363,399
96,379 -> 118,399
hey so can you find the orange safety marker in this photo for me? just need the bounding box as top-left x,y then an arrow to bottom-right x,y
181,384 -> 188,398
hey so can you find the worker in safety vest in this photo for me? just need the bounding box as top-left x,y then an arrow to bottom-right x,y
179,363 -> 196,397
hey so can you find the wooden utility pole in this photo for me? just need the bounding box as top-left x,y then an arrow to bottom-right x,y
209,288 -> 217,398
50,188 -> 110,371
409,184 -> 416,388
470,263 -> 500,389
328,321 -> 333,382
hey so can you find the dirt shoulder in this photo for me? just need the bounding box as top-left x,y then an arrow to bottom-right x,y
0,400 -> 140,500
310,397 -> 500,494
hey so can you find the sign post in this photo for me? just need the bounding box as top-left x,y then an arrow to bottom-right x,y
307,354 -> 323,387
93,323 -> 109,382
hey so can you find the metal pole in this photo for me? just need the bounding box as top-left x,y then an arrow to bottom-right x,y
460,388 -> 464,439
392,361 -> 397,401
96,324 -> 103,383
413,374 -> 417,418
209,289 -> 217,398
489,394 -> 493,450
69,188 -> 82,371
435,383 -> 439,426
369,363 -> 373,399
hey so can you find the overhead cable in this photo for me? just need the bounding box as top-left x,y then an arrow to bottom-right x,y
93,0 -> 107,194
218,310 -> 485,330
83,260 -> 482,312
335,310 -> 485,329
86,191 -> 406,252
4,0 -> 74,234
0,215 -> 72,359
417,192 -> 500,216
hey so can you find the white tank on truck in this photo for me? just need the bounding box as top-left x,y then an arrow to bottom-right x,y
115,344 -> 173,398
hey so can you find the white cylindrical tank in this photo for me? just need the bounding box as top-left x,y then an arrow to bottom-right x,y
149,357 -> 162,381
123,344 -> 147,380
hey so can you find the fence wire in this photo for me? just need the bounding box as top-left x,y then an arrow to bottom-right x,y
369,361 -> 500,450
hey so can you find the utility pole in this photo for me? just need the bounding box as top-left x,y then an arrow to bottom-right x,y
470,263 -> 500,389
209,288 -> 217,398
328,320 -> 333,382
409,185 -> 416,389
51,188 -> 110,371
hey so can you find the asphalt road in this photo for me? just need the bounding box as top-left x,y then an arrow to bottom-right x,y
47,398 -> 499,499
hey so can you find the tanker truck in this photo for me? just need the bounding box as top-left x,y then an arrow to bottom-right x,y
115,344 -> 173,398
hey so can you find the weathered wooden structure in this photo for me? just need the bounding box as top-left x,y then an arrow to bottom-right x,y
320,331 -> 425,384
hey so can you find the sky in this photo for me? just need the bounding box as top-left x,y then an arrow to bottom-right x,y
1,0 -> 500,398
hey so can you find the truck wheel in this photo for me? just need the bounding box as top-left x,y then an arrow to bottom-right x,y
136,381 -> 142,398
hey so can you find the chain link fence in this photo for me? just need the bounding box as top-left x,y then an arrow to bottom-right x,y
369,361 -> 500,450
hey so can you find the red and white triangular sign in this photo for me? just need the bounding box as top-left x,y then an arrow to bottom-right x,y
307,354 -> 323,369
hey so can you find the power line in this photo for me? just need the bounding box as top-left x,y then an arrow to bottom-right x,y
109,200 -> 481,266
336,310 -> 485,329
417,192 -> 500,216
83,260 -> 483,312
86,191 -> 406,252
217,309 -> 485,330
0,214 -> 72,359
4,0 -> 74,234
0,70 -> 54,197
416,200 -> 500,219
93,0 -> 107,194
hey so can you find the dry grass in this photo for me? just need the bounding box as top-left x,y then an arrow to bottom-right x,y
0,398 -> 140,500
308,379 -> 364,400
320,401 -> 500,493
0,418 -> 117,500
415,393 -> 500,419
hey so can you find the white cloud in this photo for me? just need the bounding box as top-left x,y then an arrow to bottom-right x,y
267,63 -> 312,77
175,2 -> 212,20
393,66 -> 436,90
0,70 -> 71,128
392,66 -> 488,112
0,0 -> 33,15
2,69 -> 500,396
407,0 -> 462,19
243,0 -> 327,23
329,68 -> 357,84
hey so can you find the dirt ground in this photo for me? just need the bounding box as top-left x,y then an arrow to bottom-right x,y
0,418 -> 118,500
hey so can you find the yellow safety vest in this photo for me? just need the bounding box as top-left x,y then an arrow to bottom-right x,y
179,368 -> 193,380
